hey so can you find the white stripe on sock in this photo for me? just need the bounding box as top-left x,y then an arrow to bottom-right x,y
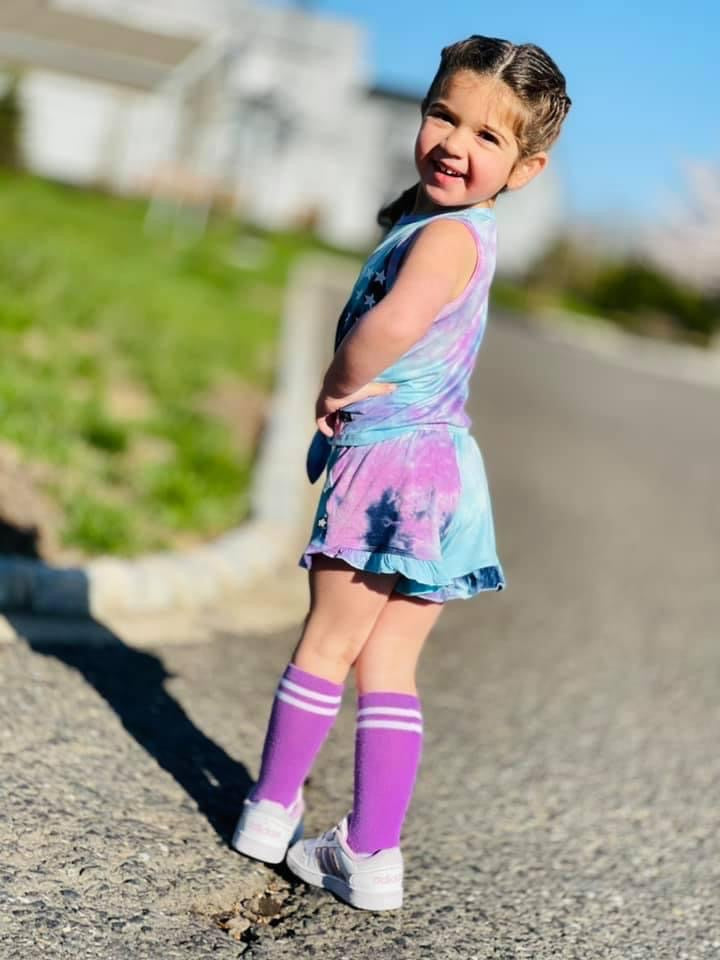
280,677 -> 342,704
276,690 -> 339,716
357,706 -> 422,719
356,719 -> 423,733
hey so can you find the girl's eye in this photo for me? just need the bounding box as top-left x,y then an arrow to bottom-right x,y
429,110 -> 452,124
478,130 -> 499,144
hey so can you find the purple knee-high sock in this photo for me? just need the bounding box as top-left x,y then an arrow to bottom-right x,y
252,663 -> 344,808
347,692 -> 423,854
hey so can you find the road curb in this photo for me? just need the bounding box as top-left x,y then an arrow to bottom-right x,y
0,254 -> 356,620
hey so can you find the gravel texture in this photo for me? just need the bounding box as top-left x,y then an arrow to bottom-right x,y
2,319 -> 719,958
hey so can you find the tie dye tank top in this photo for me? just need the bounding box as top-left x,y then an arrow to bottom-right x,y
331,205 -> 497,445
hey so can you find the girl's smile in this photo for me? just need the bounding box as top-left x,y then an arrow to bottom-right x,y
428,159 -> 466,181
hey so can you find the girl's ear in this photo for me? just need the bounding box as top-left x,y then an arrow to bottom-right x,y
506,152 -> 548,191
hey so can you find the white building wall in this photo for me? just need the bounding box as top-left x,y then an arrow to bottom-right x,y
320,106 -> 387,247
223,8 -> 369,243
18,70 -> 178,194
20,71 -> 120,184
111,94 -> 180,192
320,98 -> 417,249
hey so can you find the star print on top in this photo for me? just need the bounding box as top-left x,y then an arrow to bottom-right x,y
336,265 -> 391,350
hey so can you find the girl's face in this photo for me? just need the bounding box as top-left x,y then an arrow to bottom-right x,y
414,70 -> 546,212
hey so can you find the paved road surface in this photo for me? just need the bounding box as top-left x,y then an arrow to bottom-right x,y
2,317 -> 719,959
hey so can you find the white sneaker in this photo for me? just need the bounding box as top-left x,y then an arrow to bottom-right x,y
232,791 -> 304,864
286,815 -> 403,911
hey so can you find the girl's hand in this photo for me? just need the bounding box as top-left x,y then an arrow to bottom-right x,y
315,381 -> 395,437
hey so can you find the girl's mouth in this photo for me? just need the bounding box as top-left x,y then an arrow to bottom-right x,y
431,159 -> 464,179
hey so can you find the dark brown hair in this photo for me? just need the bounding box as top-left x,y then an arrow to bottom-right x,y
378,35 -> 571,230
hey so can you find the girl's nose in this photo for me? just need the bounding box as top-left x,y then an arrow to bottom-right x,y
441,126 -> 465,156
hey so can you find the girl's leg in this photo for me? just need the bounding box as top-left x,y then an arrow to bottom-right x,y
252,558 -> 397,808
348,594 -> 444,853
353,593 -> 443,695
292,556 -> 399,682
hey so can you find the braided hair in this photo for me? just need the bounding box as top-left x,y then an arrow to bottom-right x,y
378,36 -> 572,230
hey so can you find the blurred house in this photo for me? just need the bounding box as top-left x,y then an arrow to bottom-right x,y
0,0 -> 205,190
0,0 -> 564,266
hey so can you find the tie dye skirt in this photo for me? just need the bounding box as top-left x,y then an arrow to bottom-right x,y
300,425 -> 506,602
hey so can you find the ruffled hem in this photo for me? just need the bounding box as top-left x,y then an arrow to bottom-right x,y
300,544 -> 506,603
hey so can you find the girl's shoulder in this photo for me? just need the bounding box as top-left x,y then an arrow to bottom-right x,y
394,206 -> 495,234
409,218 -> 478,289
392,209 -> 495,298
412,214 -> 481,250
392,207 -> 495,262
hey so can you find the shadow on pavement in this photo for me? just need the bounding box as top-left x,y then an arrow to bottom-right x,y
8,611 -> 252,846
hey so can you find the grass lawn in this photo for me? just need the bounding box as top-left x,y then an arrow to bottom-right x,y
0,172 -> 342,559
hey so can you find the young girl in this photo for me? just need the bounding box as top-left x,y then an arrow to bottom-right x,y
233,35 -> 571,911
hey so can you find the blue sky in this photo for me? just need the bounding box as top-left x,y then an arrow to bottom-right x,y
265,0 -> 719,224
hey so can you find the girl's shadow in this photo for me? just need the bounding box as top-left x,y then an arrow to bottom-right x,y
13,611 -> 252,846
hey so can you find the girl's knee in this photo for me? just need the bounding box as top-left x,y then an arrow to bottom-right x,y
294,622 -> 369,682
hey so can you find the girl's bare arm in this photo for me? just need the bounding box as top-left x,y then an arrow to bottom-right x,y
322,218 -> 478,398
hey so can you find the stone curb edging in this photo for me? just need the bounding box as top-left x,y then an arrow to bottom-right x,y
0,254 -> 357,620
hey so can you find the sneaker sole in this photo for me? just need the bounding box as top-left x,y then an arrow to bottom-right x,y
285,846 -> 403,911
232,818 -> 304,864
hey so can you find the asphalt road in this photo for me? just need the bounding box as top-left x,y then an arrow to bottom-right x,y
2,317 -> 719,959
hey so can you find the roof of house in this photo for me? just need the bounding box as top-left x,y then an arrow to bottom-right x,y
0,0 -> 200,91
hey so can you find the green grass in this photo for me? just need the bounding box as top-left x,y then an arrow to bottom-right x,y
0,172 -> 336,556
